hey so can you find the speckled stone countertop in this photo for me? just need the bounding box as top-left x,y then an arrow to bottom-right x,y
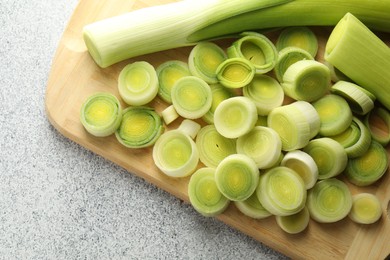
0,1 -> 288,259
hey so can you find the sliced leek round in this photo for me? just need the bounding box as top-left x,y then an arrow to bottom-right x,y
202,83 -> 236,124
227,32 -> 278,74
234,191 -> 272,219
161,105 -> 180,125
237,126 -> 282,169
256,166 -> 306,216
188,167 -> 230,217
171,76 -> 212,119
156,60 -> 191,104
331,80 -> 375,115
188,42 -> 227,84
344,140 -> 389,186
303,137 -> 348,180
195,125 -> 236,168
280,150 -> 318,189
177,119 -> 201,140
282,60 -> 331,102
276,26 -> 318,58
348,193 -> 382,224
80,92 -> 122,137
364,107 -> 390,146
242,74 -> 284,116
214,96 -> 257,139
307,178 -> 352,223
216,57 -> 255,89
274,46 -> 313,82
312,94 -> 353,136
292,100 -> 321,139
118,61 -> 159,106
115,106 -> 164,148
275,206 -> 310,234
215,154 -> 259,201
152,129 -> 199,178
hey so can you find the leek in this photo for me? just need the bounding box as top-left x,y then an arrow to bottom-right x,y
348,193 -> 382,224
216,58 -> 255,89
80,92 -> 122,137
275,206 -> 310,234
234,191 -> 272,219
364,107 -> 390,146
161,105 -> 180,125
276,26 -> 318,57
83,0 -> 390,68
202,83 -> 236,124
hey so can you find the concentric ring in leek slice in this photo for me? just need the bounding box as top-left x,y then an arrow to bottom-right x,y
282,60 -> 331,102
118,61 -> 159,106
227,32 -> 278,74
312,94 -> 353,136
234,191 -> 272,219
115,106 -> 163,149
243,74 -> 284,116
202,83 -> 236,124
276,26 -> 318,57
274,46 -> 313,82
156,60 -> 191,104
188,167 -> 230,217
214,96 -> 258,139
171,76 -> 212,119
216,58 -> 255,89
188,42 -> 227,84
152,129 -> 199,178
307,178 -> 352,223
331,80 -> 375,115
80,92 -> 122,137
303,137 -> 348,180
195,125 -> 236,168
348,193 -> 382,224
364,107 -> 390,146
256,166 -> 306,216
344,140 -> 389,186
215,154 -> 259,202
237,126 -> 282,169
276,206 -> 310,234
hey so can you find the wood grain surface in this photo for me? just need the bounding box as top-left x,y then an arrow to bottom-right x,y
45,0 -> 390,259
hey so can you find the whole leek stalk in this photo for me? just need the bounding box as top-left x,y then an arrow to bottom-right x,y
83,0 -> 390,68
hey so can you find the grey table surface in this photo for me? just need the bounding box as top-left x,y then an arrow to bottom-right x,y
0,1 -> 289,259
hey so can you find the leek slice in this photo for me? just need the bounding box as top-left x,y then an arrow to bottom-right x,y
256,166 -> 306,216
274,46 -> 314,82
312,94 -> 353,136
344,140 -> 389,186
152,121 -> 199,178
267,102 -> 314,151
276,26 -> 318,57
195,125 -> 236,168
348,193 -> 382,224
115,106 -> 164,149
242,75 -> 284,116
118,61 -> 159,106
330,117 -> 371,158
214,96 -> 257,139
364,107 -> 390,146
293,100 -> 321,139
188,42 -> 227,84
171,76 -> 212,119
202,84 -> 235,124
156,60 -> 191,104
275,206 -> 310,234
80,92 -> 122,137
303,137 -> 348,180
227,32 -> 278,74
215,154 -> 259,201
236,126 -> 282,169
161,105 -> 180,125
234,191 -> 272,219
178,119 -> 201,140
282,60 -> 331,102
307,178 -> 352,223
280,150 -> 318,189
325,13 -> 390,110
188,167 -> 230,217
330,81 -> 375,116
324,61 -> 352,83
216,58 -> 256,89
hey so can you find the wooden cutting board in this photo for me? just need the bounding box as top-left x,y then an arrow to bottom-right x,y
45,0 -> 390,259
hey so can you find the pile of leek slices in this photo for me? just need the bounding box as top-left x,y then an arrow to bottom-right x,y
80,24 -> 389,234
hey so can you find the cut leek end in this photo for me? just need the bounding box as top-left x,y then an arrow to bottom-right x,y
276,206 -> 310,234
80,92 -> 122,137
